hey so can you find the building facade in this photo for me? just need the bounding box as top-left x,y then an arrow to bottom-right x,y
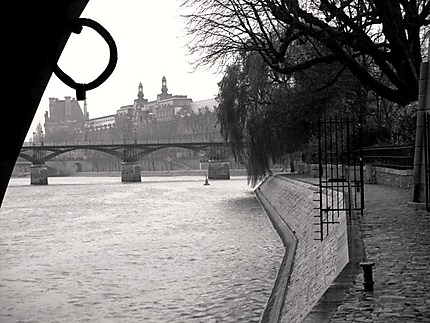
44,96 -> 88,142
43,76 -> 220,144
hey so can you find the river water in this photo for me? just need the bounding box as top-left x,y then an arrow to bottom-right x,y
0,176 -> 284,322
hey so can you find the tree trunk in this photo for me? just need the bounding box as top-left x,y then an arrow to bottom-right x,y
412,56 -> 429,203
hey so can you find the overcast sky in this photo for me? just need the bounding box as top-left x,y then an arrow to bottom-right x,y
28,0 -> 220,139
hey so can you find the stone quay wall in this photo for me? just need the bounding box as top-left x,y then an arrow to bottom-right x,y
297,163 -> 413,189
364,165 -> 413,188
256,175 -> 349,323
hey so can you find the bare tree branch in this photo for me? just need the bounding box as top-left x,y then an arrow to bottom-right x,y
182,0 -> 428,105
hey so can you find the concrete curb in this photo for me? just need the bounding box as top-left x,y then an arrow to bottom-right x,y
255,176 -> 298,323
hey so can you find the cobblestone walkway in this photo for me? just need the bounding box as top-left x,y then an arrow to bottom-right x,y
329,184 -> 430,322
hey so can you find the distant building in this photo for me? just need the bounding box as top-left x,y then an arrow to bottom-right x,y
189,98 -> 217,113
43,76 -> 220,143
44,96 -> 88,141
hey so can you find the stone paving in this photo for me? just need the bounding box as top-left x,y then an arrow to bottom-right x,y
329,184 -> 430,322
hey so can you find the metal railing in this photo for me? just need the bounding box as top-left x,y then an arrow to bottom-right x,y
362,144 -> 414,169
316,116 -> 364,241
22,137 -> 227,147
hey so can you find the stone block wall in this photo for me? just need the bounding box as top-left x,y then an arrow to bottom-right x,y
298,163 -> 413,189
30,164 -> 48,185
121,162 -> 141,182
258,176 -> 349,323
371,166 -> 413,188
207,161 -> 230,179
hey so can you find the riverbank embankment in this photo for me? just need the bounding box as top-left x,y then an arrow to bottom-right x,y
258,173 -> 430,323
255,175 -> 349,323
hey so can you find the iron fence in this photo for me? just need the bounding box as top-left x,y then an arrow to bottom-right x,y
316,116 -> 364,241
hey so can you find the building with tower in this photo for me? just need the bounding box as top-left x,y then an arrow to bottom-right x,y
43,76 -> 219,143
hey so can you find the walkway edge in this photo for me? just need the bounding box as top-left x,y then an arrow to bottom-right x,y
255,176 -> 298,323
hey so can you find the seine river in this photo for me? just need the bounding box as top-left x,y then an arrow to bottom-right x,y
0,176 -> 283,322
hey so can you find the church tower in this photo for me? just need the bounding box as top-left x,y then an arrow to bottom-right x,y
158,76 -> 172,101
137,82 -> 144,100
161,76 -> 168,95
134,82 -> 148,110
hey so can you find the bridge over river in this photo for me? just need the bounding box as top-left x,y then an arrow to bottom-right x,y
20,139 -> 233,184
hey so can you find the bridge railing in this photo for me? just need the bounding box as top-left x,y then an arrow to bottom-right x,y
22,137 -> 227,147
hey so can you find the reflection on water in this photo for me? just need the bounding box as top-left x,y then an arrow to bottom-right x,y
0,176 -> 283,322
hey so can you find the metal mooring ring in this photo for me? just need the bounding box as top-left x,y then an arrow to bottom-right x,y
51,18 -> 118,100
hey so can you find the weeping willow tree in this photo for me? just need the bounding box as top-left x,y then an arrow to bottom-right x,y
217,51 -> 359,185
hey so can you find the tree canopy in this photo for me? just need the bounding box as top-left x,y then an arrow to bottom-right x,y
217,50 -> 362,185
183,0 -> 429,106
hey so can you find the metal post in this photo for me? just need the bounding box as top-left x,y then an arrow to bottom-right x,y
359,116 -> 365,215
329,117 -> 334,225
352,121 -> 358,210
335,116 -> 340,220
204,174 -> 210,185
324,118 -> 329,236
346,118 -> 353,217
360,262 -> 375,292
318,118 -> 324,241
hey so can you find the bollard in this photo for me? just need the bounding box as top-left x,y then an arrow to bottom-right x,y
359,262 -> 375,292
204,174 -> 210,186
